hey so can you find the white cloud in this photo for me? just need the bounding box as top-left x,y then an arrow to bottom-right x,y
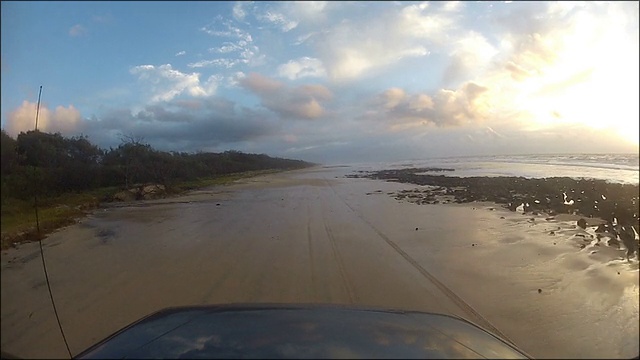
254,1 -> 330,31
306,2 -> 464,82
175,50 -> 186,56
259,10 -> 298,32
397,2 -> 457,41
442,1 -> 463,13
294,1 -> 328,17
294,32 -> 319,46
317,28 -> 429,81
188,59 -> 238,69
69,24 -> 87,37
196,19 -> 262,69
442,31 -> 498,85
277,57 -> 327,80
130,64 -> 220,102
209,42 -> 244,54
200,19 -> 252,42
232,1 -> 248,21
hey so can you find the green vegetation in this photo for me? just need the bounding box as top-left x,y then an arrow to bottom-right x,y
1,129 -> 314,249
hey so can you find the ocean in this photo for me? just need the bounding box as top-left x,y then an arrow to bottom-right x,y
348,153 -> 640,185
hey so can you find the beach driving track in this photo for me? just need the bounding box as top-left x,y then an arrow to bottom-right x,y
2,170 -> 514,358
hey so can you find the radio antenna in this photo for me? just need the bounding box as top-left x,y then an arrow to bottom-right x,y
33,85 -> 73,358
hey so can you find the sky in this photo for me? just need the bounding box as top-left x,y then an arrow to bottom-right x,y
1,1 -> 639,164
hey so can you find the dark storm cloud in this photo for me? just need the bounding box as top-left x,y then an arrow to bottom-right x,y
73,99 -> 280,153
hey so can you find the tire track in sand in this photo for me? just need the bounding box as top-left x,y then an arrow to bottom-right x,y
321,203 -> 357,304
323,178 -> 516,346
306,202 -> 318,298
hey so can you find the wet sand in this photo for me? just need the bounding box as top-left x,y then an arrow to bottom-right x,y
1,166 -> 638,359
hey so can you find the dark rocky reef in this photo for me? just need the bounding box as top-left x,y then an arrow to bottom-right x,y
350,167 -> 639,229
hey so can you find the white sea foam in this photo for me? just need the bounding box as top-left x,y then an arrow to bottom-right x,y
350,153 -> 639,185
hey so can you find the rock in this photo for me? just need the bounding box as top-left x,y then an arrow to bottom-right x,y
362,168 -> 639,230
618,224 -> 638,259
607,238 -> 620,247
577,218 -> 587,229
113,190 -> 136,202
141,184 -> 166,200
538,289 -> 542,294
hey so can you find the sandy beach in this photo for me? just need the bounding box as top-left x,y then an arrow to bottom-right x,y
1,166 -> 638,359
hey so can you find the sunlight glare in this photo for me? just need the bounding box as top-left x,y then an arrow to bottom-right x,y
515,10 -> 640,146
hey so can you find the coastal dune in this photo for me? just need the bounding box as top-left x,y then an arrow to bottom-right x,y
1,166 -> 638,359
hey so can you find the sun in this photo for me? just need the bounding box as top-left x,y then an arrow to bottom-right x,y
510,7 -> 639,146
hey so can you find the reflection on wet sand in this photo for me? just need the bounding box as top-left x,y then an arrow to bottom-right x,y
1,167 -> 638,359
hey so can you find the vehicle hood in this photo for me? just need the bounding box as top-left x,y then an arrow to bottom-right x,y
76,304 -> 529,359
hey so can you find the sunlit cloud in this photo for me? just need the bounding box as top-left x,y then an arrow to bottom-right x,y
240,73 -> 332,120
364,81 -> 490,130
3,1 -> 638,163
5,101 -> 83,136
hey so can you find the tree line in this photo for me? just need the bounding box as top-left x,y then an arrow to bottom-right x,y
1,129 -> 314,203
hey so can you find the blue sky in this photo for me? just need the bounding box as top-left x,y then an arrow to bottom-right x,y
2,1 -> 638,164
